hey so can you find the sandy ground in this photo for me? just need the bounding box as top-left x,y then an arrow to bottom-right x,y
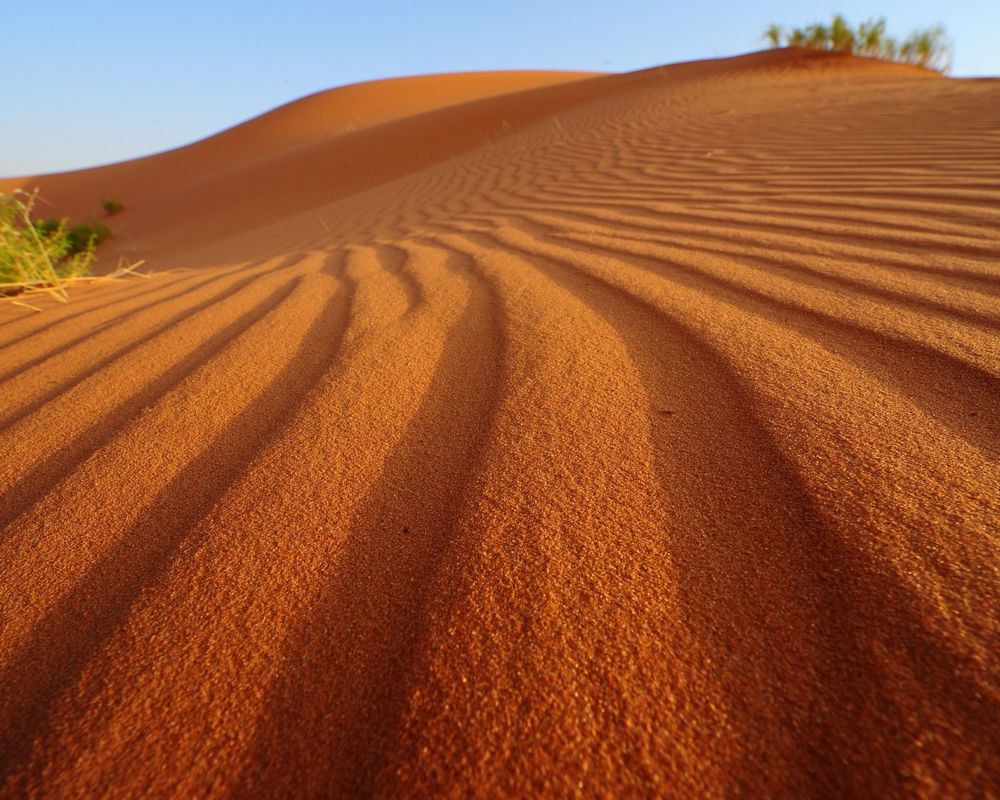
0,49 -> 998,797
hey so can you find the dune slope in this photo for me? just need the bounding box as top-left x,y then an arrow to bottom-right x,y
0,70 -> 599,260
1,49 -> 998,797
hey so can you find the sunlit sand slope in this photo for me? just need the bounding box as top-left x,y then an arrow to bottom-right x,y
0,49 -> 998,798
0,70 -> 598,257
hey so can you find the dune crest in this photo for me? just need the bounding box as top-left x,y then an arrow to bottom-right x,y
1,49 -> 998,797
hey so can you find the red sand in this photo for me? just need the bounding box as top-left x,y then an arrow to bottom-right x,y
0,49 -> 998,797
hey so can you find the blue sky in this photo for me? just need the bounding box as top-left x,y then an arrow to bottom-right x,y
5,1 -> 998,176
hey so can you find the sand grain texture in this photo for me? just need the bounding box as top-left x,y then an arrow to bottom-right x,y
1,49 -> 998,798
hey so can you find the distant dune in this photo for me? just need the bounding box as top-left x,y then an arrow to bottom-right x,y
1,48 -> 998,797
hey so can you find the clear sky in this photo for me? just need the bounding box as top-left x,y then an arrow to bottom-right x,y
5,0 -> 998,176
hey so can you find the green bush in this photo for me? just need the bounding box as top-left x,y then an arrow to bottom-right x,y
101,197 -> 125,215
763,15 -> 951,72
67,218 -> 112,255
1,190 -> 98,299
1,189 -> 146,309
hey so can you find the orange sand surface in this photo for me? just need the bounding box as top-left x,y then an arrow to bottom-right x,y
0,49 -> 998,797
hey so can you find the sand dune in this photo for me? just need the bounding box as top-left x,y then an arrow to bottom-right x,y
1,48 -> 998,797
1,69 -> 599,260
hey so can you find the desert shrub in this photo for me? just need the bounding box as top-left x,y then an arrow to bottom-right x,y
898,26 -> 949,71
31,217 -> 62,238
0,189 -> 149,309
763,15 -> 951,72
0,190 -> 96,292
1,189 -> 147,308
67,218 -> 112,255
31,216 -> 111,258
101,197 -> 125,215
763,24 -> 782,48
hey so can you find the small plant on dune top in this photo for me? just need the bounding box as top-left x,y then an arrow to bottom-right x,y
899,26 -> 949,71
856,17 -> 887,57
763,15 -> 951,72
828,14 -> 855,53
101,196 -> 125,215
806,22 -> 830,51
0,189 -> 144,310
763,24 -> 783,48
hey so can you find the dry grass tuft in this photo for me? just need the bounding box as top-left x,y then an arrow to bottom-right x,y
0,188 -> 148,311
